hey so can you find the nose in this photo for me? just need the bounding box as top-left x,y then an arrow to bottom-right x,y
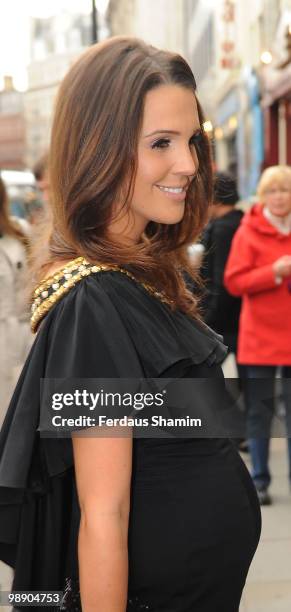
172,145 -> 199,180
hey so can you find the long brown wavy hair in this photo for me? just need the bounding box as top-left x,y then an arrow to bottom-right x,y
32,36 -> 213,317
0,176 -> 27,245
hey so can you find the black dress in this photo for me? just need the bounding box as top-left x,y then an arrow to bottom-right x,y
0,265 -> 261,612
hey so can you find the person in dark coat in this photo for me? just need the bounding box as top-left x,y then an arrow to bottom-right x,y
199,173 -> 247,452
200,172 -> 243,358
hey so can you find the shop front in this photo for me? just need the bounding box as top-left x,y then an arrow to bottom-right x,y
214,70 -> 264,199
260,10 -> 291,167
261,63 -> 291,167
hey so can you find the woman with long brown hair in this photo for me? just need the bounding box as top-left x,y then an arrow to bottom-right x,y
0,177 -> 31,426
0,38 -> 260,612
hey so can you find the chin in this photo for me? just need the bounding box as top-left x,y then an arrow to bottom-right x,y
155,215 -> 184,225
272,210 -> 290,217
154,207 -> 185,225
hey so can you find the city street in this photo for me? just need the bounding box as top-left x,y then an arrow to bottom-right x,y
241,439 -> 291,612
0,1 -> 291,610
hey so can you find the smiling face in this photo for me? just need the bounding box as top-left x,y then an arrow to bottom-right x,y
129,84 -> 200,231
108,84 -> 202,244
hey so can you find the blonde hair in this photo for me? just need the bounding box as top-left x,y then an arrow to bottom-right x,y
257,165 -> 291,202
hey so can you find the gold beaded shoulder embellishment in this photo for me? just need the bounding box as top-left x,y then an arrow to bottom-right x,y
31,256 -> 173,333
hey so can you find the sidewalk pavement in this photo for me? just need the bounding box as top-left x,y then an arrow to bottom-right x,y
0,562 -> 12,612
240,438 -> 291,612
222,355 -> 291,611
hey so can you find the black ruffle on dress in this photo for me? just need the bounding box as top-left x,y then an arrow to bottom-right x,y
0,267 -> 261,612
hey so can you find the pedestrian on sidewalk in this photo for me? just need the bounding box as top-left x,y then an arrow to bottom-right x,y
0,177 -> 32,427
224,165 -> 291,505
200,172 -> 247,450
200,172 -> 243,361
0,37 -> 260,612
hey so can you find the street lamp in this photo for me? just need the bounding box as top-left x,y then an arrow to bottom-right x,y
91,0 -> 110,44
260,51 -> 273,65
203,120 -> 213,134
92,0 -> 98,43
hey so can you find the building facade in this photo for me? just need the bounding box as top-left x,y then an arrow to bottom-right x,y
108,0 -> 185,53
259,2 -> 291,166
108,0 -> 136,36
0,77 -> 26,170
24,10 -> 92,169
183,0 -> 285,198
22,0 -> 291,185
183,0 -> 291,197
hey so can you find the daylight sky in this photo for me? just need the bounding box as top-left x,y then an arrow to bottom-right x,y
0,0 -> 109,90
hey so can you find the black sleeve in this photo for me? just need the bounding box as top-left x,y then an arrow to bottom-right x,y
0,277 -> 145,489
44,277 -> 144,379
0,277 -> 145,588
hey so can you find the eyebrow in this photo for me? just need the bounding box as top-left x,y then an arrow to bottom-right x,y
144,128 -> 201,138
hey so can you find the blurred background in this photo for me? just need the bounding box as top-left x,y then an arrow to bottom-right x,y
0,1 -> 291,611
1,0 -> 291,211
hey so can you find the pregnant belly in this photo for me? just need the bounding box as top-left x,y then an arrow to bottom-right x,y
128,440 -> 260,611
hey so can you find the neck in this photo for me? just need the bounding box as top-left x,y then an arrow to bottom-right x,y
265,208 -> 291,221
108,208 -> 146,245
263,207 -> 291,234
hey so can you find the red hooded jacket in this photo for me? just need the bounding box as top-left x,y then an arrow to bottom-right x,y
224,204 -> 291,365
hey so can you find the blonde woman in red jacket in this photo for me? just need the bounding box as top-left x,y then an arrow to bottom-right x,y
224,165 -> 291,505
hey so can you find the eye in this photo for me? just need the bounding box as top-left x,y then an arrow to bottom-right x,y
151,138 -> 171,150
189,130 -> 203,148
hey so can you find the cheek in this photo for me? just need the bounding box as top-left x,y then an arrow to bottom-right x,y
265,196 -> 276,207
136,153 -> 170,189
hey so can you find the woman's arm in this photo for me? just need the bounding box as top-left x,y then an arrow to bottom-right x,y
224,229 -> 279,297
72,432 -> 132,612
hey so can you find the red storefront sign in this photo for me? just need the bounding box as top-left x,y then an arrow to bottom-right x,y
221,0 -> 237,69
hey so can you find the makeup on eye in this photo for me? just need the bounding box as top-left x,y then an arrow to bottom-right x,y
151,138 -> 171,149
150,128 -> 203,150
